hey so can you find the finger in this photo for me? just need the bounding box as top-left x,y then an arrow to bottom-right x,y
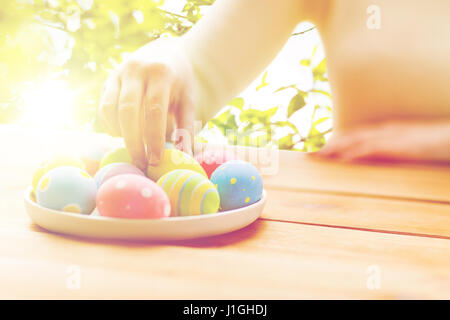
99,76 -> 121,136
317,129 -> 375,157
175,90 -> 195,155
118,75 -> 147,170
166,112 -> 176,142
144,81 -> 170,165
338,140 -> 403,162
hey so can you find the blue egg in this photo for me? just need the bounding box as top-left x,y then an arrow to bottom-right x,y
210,160 -> 263,211
165,142 -> 175,149
36,166 -> 97,214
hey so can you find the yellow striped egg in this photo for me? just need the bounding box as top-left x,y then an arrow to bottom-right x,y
157,169 -> 219,217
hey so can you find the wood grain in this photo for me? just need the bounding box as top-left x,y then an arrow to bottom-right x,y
0,219 -> 449,299
262,189 -> 450,238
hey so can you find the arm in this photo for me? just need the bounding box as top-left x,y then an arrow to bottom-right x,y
183,0 -> 309,122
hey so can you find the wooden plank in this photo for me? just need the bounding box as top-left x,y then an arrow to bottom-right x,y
0,218 -> 448,299
265,151 -> 450,203
262,189 -> 450,238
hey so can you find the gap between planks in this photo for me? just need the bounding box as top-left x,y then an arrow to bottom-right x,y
260,217 -> 450,241
262,188 -> 450,238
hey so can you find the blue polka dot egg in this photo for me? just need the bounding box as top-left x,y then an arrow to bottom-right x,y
210,160 -> 263,211
36,166 -> 97,214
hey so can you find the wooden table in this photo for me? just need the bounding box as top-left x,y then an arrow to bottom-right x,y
0,125 -> 449,299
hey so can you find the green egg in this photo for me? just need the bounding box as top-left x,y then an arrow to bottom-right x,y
99,147 -> 132,168
147,149 -> 206,181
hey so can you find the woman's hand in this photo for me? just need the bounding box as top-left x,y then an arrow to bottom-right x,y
98,38 -> 196,169
314,119 -> 450,164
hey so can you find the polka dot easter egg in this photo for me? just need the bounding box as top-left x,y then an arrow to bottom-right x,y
165,141 -> 175,149
32,155 -> 85,192
147,149 -> 206,181
36,166 -> 97,214
194,149 -> 238,178
97,174 -> 171,219
157,169 -> 220,217
99,147 -> 132,169
94,162 -> 144,187
210,160 -> 263,211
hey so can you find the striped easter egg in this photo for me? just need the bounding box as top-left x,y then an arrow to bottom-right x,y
157,169 -> 220,217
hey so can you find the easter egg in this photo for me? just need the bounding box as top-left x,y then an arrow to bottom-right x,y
195,149 -> 238,178
157,169 -> 219,217
32,155 -> 85,191
82,144 -> 112,176
30,190 -> 37,203
165,141 -> 175,149
147,149 -> 206,181
210,160 -> 263,211
99,147 -> 132,169
36,166 -> 97,214
97,174 -> 170,219
94,162 -> 144,187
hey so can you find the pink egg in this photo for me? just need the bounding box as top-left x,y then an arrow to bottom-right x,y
195,150 -> 238,178
96,174 -> 171,219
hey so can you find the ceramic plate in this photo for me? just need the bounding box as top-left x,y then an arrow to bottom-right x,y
24,186 -> 266,241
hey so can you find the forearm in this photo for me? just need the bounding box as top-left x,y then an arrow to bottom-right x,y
181,0 -> 308,123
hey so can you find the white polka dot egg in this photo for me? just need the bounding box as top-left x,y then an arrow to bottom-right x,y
36,166 -> 97,214
96,174 -> 171,219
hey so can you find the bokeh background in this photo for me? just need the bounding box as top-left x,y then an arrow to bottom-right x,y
0,0 -> 332,151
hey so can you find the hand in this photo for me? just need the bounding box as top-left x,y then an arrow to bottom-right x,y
98,38 -> 196,169
313,119 -> 450,164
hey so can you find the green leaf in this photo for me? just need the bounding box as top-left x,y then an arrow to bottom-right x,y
312,116 -> 330,127
274,84 -> 296,93
278,134 -> 295,149
263,106 -> 278,119
300,59 -> 310,67
287,93 -> 306,117
310,89 -> 332,98
227,97 -> 244,110
312,58 -> 327,82
256,71 -> 269,91
311,44 -> 319,58
303,127 -> 327,152
225,113 -> 238,130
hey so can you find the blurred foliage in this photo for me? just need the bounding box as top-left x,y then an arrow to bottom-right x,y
0,0 -> 331,151
206,43 -> 332,152
0,0 -> 213,125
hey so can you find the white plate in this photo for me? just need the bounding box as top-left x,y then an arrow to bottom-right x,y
24,186 -> 266,241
